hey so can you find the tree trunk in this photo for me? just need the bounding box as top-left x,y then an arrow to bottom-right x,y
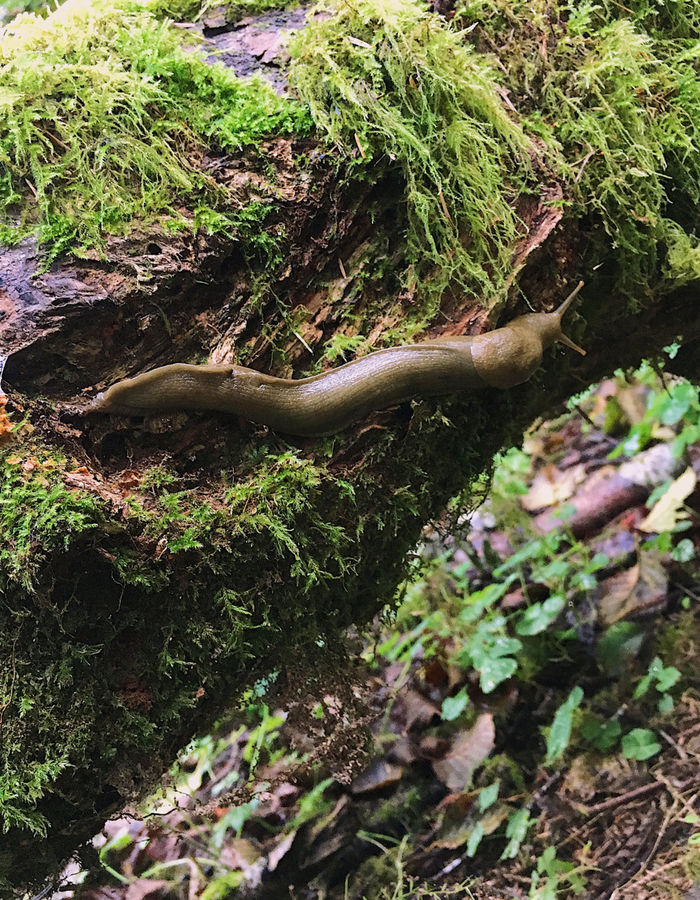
2,0 -> 700,890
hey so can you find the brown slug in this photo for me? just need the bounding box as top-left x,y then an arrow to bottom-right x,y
93,282 -> 585,436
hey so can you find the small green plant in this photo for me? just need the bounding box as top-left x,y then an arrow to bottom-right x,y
609,371 -> 700,460
683,813 -> 700,847
501,807 -> 531,860
621,728 -> 662,761
527,845 -> 588,899
633,655 -> 681,713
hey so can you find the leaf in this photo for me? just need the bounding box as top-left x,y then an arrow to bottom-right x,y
479,656 -> 518,693
598,565 -> 639,625
501,807 -> 530,859
516,596 -> 565,636
599,547 -> 668,625
638,466 -> 696,533
479,781 -> 499,811
658,693 -> 674,714
432,713 -> 495,792
580,716 -> 622,752
441,690 -> 469,721
350,760 -> 404,795
656,665 -> 681,692
596,622 -> 645,675
466,821 -> 484,857
621,728 -> 661,760
460,580 -> 514,622
546,686 -> 584,764
520,463 -> 587,511
671,538 -> 696,562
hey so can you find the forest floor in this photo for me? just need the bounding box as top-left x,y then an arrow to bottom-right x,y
54,367 -> 700,900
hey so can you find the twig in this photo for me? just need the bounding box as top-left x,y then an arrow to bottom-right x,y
578,780 -> 664,815
293,331 -> 313,354
575,150 -> 595,182
438,187 -> 454,228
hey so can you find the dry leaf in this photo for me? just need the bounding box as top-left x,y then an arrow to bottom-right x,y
599,547 -> 668,625
638,466 -> 697,533
598,566 -> 640,625
432,713 -> 495,792
397,688 -> 440,732
245,30 -> 286,62
429,798 -> 509,850
521,463 -> 587,511
219,837 -> 262,871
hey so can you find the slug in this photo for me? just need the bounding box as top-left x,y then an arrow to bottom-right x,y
93,282 -> 585,437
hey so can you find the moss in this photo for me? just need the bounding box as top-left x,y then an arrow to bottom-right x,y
0,0 -> 311,259
288,0 -> 534,324
0,453 -> 104,593
0,438 -> 360,864
284,0 -> 700,326
148,0 -> 298,24
456,0 -> 700,304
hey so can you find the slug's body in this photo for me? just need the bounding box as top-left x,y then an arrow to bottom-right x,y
93,283 -> 585,437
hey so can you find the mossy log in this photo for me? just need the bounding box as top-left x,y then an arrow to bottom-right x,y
3,0 -> 700,891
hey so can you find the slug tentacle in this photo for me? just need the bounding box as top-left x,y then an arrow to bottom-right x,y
93,283 -> 585,436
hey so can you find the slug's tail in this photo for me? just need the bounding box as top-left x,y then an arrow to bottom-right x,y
555,281 -> 586,356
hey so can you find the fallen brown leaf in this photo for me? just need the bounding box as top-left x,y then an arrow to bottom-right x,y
432,713 -> 495,792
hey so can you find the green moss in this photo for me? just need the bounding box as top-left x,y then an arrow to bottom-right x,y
0,0 -> 311,259
288,0 -> 533,322
0,439 -> 360,858
0,452 -> 106,593
283,0 -> 700,325
146,0 -> 295,25
456,0 -> 700,303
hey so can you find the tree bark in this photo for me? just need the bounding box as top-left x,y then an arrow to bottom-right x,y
2,0 -> 700,891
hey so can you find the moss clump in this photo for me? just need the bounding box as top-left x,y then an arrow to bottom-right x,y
0,438 -> 358,871
287,0 -> 700,325
0,449 -> 109,838
0,0 -> 311,259
456,0 -> 700,302
0,454 -> 103,593
147,0 -> 297,25
289,0 -> 533,322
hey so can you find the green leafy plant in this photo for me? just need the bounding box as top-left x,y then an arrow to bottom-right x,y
610,374 -> 700,460
621,728 -> 662,761
634,655 -> 681,714
527,845 -> 588,899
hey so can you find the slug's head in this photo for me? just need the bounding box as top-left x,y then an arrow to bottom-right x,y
471,281 -> 586,389
522,280 -> 586,356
